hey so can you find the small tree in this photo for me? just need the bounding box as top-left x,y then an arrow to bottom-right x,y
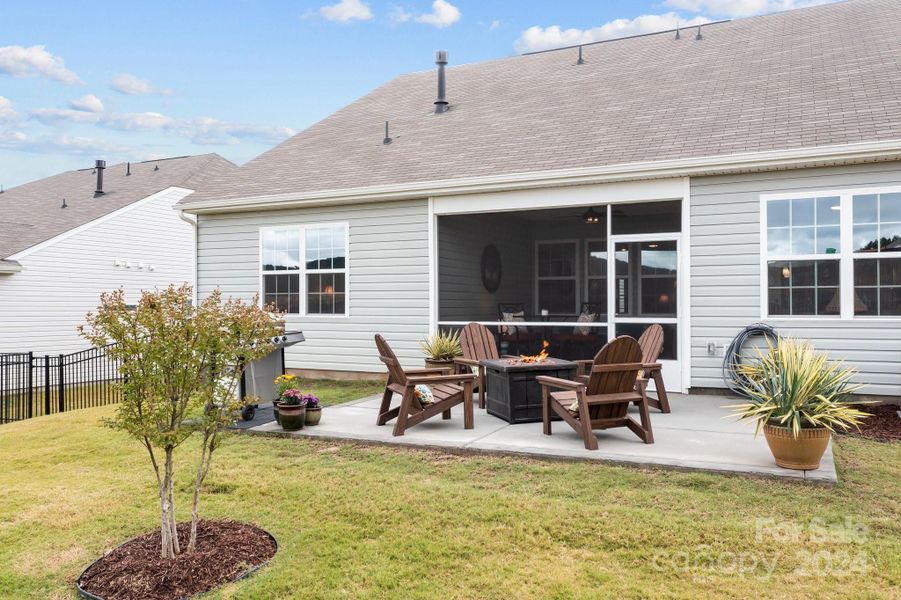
81,284 -> 282,559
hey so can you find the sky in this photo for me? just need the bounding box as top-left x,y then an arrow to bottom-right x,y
0,0 -> 838,189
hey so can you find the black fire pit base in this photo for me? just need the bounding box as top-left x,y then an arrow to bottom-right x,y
481,358 -> 578,424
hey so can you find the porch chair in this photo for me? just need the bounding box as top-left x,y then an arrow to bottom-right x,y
497,302 -> 531,355
538,336 -> 654,450
374,334 -> 476,436
576,323 -> 671,413
453,322 -> 514,409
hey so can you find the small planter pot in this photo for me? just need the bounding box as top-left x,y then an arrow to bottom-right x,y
278,404 -> 306,431
424,358 -> 454,372
272,401 -> 281,426
305,407 -> 322,426
763,423 -> 831,470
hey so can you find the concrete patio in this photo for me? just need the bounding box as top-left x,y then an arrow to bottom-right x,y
244,393 -> 837,484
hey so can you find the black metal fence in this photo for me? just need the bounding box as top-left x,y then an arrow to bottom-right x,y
0,346 -> 122,424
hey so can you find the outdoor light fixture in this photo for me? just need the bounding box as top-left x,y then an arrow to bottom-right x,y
582,207 -> 601,224
782,266 -> 791,279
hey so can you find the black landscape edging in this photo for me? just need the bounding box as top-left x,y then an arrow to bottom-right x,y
75,525 -> 278,600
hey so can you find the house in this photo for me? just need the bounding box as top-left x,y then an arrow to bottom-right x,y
0,154 -> 235,354
178,0 -> 901,398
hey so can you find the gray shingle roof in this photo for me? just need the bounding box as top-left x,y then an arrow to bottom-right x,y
182,0 -> 901,207
1,154 -> 234,259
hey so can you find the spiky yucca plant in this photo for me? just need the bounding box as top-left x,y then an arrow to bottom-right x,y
419,330 -> 463,361
727,338 -> 870,438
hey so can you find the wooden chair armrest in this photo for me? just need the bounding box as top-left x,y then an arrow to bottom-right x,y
405,367 -> 450,375
643,362 -> 663,370
583,392 -> 643,405
536,375 -> 585,391
575,359 -> 594,368
407,373 -> 477,385
453,357 -> 481,367
590,362 -> 645,374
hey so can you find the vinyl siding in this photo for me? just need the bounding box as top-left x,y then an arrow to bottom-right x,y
690,162 -> 901,397
0,187 -> 195,354
196,199 -> 429,373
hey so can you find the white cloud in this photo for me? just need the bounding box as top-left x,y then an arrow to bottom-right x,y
30,108 -> 100,125
102,112 -> 178,131
0,131 -> 130,156
389,4 -> 412,24
515,12 -> 709,53
0,97 -> 19,123
663,0 -> 837,18
488,19 -> 501,32
319,0 -> 373,23
189,117 -> 296,146
0,45 -> 81,85
109,73 -> 173,96
415,0 -> 461,28
69,94 -> 104,113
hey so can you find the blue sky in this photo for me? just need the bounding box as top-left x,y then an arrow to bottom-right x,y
0,0 -> 836,188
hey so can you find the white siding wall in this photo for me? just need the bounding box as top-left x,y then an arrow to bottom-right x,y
690,163 -> 901,397
0,187 -> 195,354
196,199 -> 429,373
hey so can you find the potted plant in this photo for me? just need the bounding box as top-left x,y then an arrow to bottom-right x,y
278,388 -> 307,431
273,374 -> 302,425
304,394 -> 322,426
727,338 -> 870,470
419,330 -> 462,371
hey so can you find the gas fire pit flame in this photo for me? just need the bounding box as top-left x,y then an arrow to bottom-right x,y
519,340 -> 550,363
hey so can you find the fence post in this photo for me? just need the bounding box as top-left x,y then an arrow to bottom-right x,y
58,354 -> 65,413
43,355 -> 51,415
26,352 -> 34,419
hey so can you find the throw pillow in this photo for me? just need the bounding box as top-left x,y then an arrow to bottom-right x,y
573,311 -> 597,335
413,384 -> 434,406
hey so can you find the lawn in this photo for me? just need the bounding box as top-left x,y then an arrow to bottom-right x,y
0,398 -> 898,599
300,378 -> 385,406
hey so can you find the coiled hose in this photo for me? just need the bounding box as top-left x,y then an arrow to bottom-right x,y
722,323 -> 779,396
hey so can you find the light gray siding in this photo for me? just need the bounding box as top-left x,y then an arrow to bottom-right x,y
690,162 -> 901,397
196,199 -> 429,373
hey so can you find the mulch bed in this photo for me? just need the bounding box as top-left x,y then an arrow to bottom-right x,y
77,520 -> 277,600
837,403 -> 901,442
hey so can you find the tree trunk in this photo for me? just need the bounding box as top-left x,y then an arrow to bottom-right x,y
158,447 -> 177,559
170,478 -> 181,555
187,431 -> 213,552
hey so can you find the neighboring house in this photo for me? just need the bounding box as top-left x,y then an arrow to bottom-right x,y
179,0 -> 901,397
0,154 -> 235,354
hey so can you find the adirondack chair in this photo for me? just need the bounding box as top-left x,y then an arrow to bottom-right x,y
538,336 -> 653,450
453,322 -> 513,409
374,334 -> 476,436
575,324 -> 671,413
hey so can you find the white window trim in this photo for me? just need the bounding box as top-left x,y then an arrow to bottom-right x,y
259,222 -> 350,318
760,186 -> 901,321
534,239 -> 580,315
584,237 -> 607,316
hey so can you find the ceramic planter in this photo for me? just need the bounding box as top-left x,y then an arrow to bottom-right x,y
305,407 -> 322,426
763,423 -> 830,470
272,401 -> 281,426
424,358 -> 454,372
278,404 -> 306,431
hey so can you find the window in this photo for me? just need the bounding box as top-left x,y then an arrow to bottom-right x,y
763,189 -> 901,319
853,192 -> 901,316
261,224 -> 347,316
536,241 -> 577,314
305,225 -> 347,315
764,196 -> 841,316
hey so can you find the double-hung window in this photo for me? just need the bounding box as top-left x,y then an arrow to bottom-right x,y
536,241 -> 577,314
765,196 -> 841,317
852,192 -> 901,316
261,223 -> 348,316
763,189 -> 900,319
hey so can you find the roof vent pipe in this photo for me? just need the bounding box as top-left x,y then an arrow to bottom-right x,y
94,159 -> 106,196
695,25 -> 703,41
434,50 -> 448,114
126,162 -> 131,176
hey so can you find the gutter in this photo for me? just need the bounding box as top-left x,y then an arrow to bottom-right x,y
178,138 -> 901,214
178,210 -> 199,304
0,259 -> 22,274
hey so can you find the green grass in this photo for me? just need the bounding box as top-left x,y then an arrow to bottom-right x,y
299,378 -> 384,407
0,398 -> 898,599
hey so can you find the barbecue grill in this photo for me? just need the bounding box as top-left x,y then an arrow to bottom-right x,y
239,330 -> 305,421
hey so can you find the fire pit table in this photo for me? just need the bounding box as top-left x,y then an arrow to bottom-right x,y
481,357 -> 578,424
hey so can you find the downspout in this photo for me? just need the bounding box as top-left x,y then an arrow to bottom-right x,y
178,209 -> 198,305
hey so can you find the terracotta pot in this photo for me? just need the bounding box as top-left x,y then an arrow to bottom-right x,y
763,423 -> 830,470
424,358 -> 454,372
278,404 -> 306,431
305,407 -> 322,426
